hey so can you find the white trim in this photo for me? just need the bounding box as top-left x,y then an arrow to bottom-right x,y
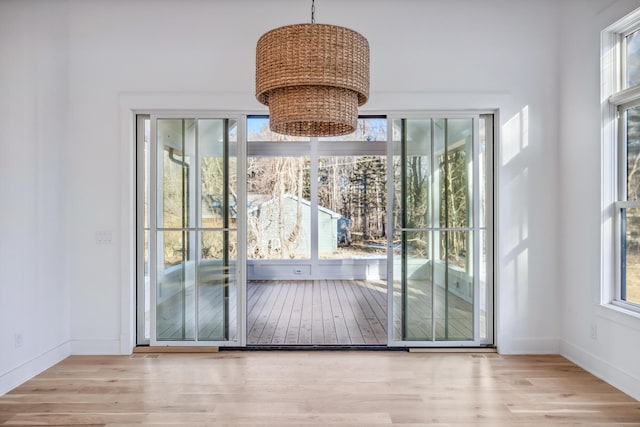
119,105 -> 137,355
473,115 -> 481,343
0,341 -> 70,396
386,116 -> 395,344
71,338 -> 122,355
391,340 -> 485,348
247,141 -> 387,157
491,110 -> 501,350
310,137 -> 319,269
149,115 -> 158,346
482,113 -> 496,346
194,119 -> 202,339
601,8 -> 640,313
614,200 -> 640,208
135,115 -> 149,346
431,120 -> 436,341
143,340 -> 240,348
561,340 -> 640,401
498,337 -> 560,355
364,93 -> 511,113
236,116 -> 248,346
609,85 -> 640,106
596,303 -> 640,331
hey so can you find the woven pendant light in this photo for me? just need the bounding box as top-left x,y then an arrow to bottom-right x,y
255,0 -> 369,137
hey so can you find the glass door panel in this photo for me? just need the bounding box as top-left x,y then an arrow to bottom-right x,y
197,119 -> 236,341
389,115 -> 490,347
198,230 -> 237,341
156,230 -> 196,341
155,118 -> 197,342
435,118 -> 473,229
434,230 -> 473,341
148,116 -> 240,346
157,119 -> 196,229
403,119 -> 431,229
403,230 -> 432,340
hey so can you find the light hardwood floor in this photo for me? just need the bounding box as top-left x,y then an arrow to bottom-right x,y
0,353 -> 638,425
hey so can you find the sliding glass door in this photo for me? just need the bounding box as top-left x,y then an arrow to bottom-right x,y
139,115 -> 244,346
388,115 -> 493,346
136,112 -> 492,348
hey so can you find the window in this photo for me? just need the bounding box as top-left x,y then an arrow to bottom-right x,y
245,115 -> 388,270
620,105 -> 640,307
603,10 -> 640,312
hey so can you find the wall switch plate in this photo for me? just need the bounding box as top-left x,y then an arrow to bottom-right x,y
96,230 -> 113,245
14,333 -> 23,348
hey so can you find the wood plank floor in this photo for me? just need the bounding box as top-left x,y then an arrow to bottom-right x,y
247,280 -> 388,345
0,353 -> 638,425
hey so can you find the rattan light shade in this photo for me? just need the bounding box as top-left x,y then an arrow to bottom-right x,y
256,23 -> 369,137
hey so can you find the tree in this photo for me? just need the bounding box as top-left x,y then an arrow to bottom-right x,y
246,156 -> 309,259
439,147 -> 469,268
350,157 -> 386,240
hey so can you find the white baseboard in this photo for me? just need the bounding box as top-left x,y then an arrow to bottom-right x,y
498,337 -> 561,354
70,338 -> 124,355
561,340 -> 640,401
0,341 -> 71,396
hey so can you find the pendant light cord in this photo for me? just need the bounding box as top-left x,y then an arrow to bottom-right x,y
311,0 -> 315,23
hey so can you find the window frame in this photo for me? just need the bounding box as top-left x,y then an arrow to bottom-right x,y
602,9 -> 640,316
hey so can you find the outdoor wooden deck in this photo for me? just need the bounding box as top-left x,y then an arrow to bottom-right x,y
247,280 -> 388,345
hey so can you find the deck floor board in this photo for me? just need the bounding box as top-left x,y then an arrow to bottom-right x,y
247,280 -> 388,345
319,280 -> 338,344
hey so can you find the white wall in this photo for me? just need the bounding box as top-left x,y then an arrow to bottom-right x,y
0,1 -> 71,395
559,0 -> 640,400
62,0 -> 562,355
1,0 -> 568,391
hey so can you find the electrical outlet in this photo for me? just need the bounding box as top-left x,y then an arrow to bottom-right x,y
590,324 -> 597,340
14,333 -> 23,348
